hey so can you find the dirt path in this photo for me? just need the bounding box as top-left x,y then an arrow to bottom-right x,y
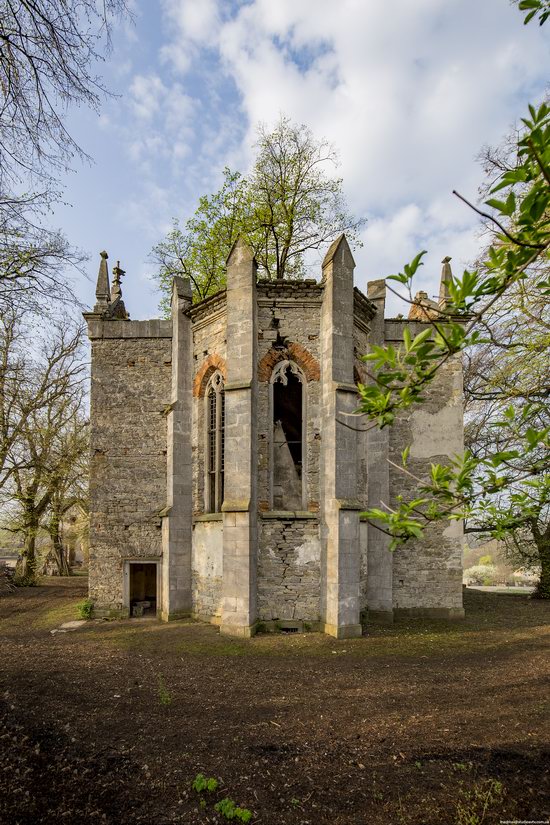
1,579 -> 549,824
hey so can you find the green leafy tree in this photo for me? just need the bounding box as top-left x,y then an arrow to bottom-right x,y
152,168 -> 248,313
357,6 -> 550,598
461,264 -> 549,595
246,116 -> 365,280
152,117 -> 365,308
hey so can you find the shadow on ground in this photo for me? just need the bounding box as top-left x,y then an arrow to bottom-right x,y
1,578 -> 549,824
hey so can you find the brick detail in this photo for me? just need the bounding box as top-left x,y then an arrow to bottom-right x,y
258,342 -> 320,382
193,354 -> 227,397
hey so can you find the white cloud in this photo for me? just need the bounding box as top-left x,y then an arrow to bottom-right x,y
164,0 -> 220,44
212,0 -> 547,302
102,0 -> 549,317
129,74 -> 167,119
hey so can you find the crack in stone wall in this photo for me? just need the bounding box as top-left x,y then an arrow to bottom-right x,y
258,520 -> 321,621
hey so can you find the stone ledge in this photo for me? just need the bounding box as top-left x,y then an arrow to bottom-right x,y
193,513 -> 223,522
334,382 -> 359,394
192,612 -> 222,626
335,499 -> 364,511
222,499 -> 251,512
86,318 -> 172,340
256,619 -> 322,633
224,380 -> 252,391
261,511 -> 318,520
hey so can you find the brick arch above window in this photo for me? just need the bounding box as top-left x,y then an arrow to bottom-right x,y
193,354 -> 227,398
258,342 -> 320,382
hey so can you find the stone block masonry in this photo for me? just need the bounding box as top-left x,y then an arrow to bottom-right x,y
387,336 -> 465,619
87,330 -> 172,616
258,516 -> 321,621
221,239 -> 258,637
85,239 -> 465,631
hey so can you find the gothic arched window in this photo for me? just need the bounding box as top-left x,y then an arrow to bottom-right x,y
270,360 -> 306,510
205,370 -> 225,513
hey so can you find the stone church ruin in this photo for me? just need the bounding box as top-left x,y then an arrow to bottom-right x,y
84,235 -> 464,637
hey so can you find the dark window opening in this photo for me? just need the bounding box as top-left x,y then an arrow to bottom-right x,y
274,368 -> 303,474
130,563 -> 157,617
208,385 -> 216,509
273,364 -> 303,510
206,371 -> 225,512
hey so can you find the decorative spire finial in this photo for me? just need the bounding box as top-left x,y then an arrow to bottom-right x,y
111,260 -> 126,302
439,256 -> 453,308
94,250 -> 111,312
107,259 -> 129,320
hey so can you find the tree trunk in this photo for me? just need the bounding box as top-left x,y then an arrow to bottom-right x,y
15,526 -> 38,585
533,533 -> 550,600
49,510 -> 71,576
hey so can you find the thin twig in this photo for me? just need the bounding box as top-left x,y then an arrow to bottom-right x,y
527,137 -> 550,187
452,190 -> 544,250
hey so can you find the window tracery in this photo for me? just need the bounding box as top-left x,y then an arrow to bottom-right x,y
205,370 -> 225,512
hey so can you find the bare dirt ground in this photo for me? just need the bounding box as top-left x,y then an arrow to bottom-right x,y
1,578 -> 549,825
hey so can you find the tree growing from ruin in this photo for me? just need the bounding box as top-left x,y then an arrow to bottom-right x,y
153,168 -> 249,313
152,117 -> 366,308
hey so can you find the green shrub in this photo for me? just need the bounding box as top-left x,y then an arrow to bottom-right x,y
77,598 -> 94,619
157,674 -> 172,705
456,778 -> 503,825
214,797 -> 252,822
192,773 -> 219,794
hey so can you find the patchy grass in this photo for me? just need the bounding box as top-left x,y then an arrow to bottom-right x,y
1,578 -> 549,825
87,587 -> 550,661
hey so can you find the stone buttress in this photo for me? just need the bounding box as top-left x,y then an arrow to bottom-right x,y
84,241 -> 465,630
319,236 -> 363,638
220,239 -> 258,637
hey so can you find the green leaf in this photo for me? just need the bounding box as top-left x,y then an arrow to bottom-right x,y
410,328 -> 433,350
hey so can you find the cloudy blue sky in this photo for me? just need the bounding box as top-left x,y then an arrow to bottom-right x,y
57,0 -> 549,319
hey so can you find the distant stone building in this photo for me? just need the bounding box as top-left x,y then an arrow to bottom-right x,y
84,236 -> 464,637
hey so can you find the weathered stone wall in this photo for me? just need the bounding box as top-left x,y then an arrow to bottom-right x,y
192,518 -> 223,620
85,263 -> 464,629
255,281 -> 324,622
359,520 -> 368,611
386,319 -> 464,617
353,289 -> 373,611
87,321 -> 172,615
221,240 -> 258,635
258,516 -> 321,621
190,292 -> 227,515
